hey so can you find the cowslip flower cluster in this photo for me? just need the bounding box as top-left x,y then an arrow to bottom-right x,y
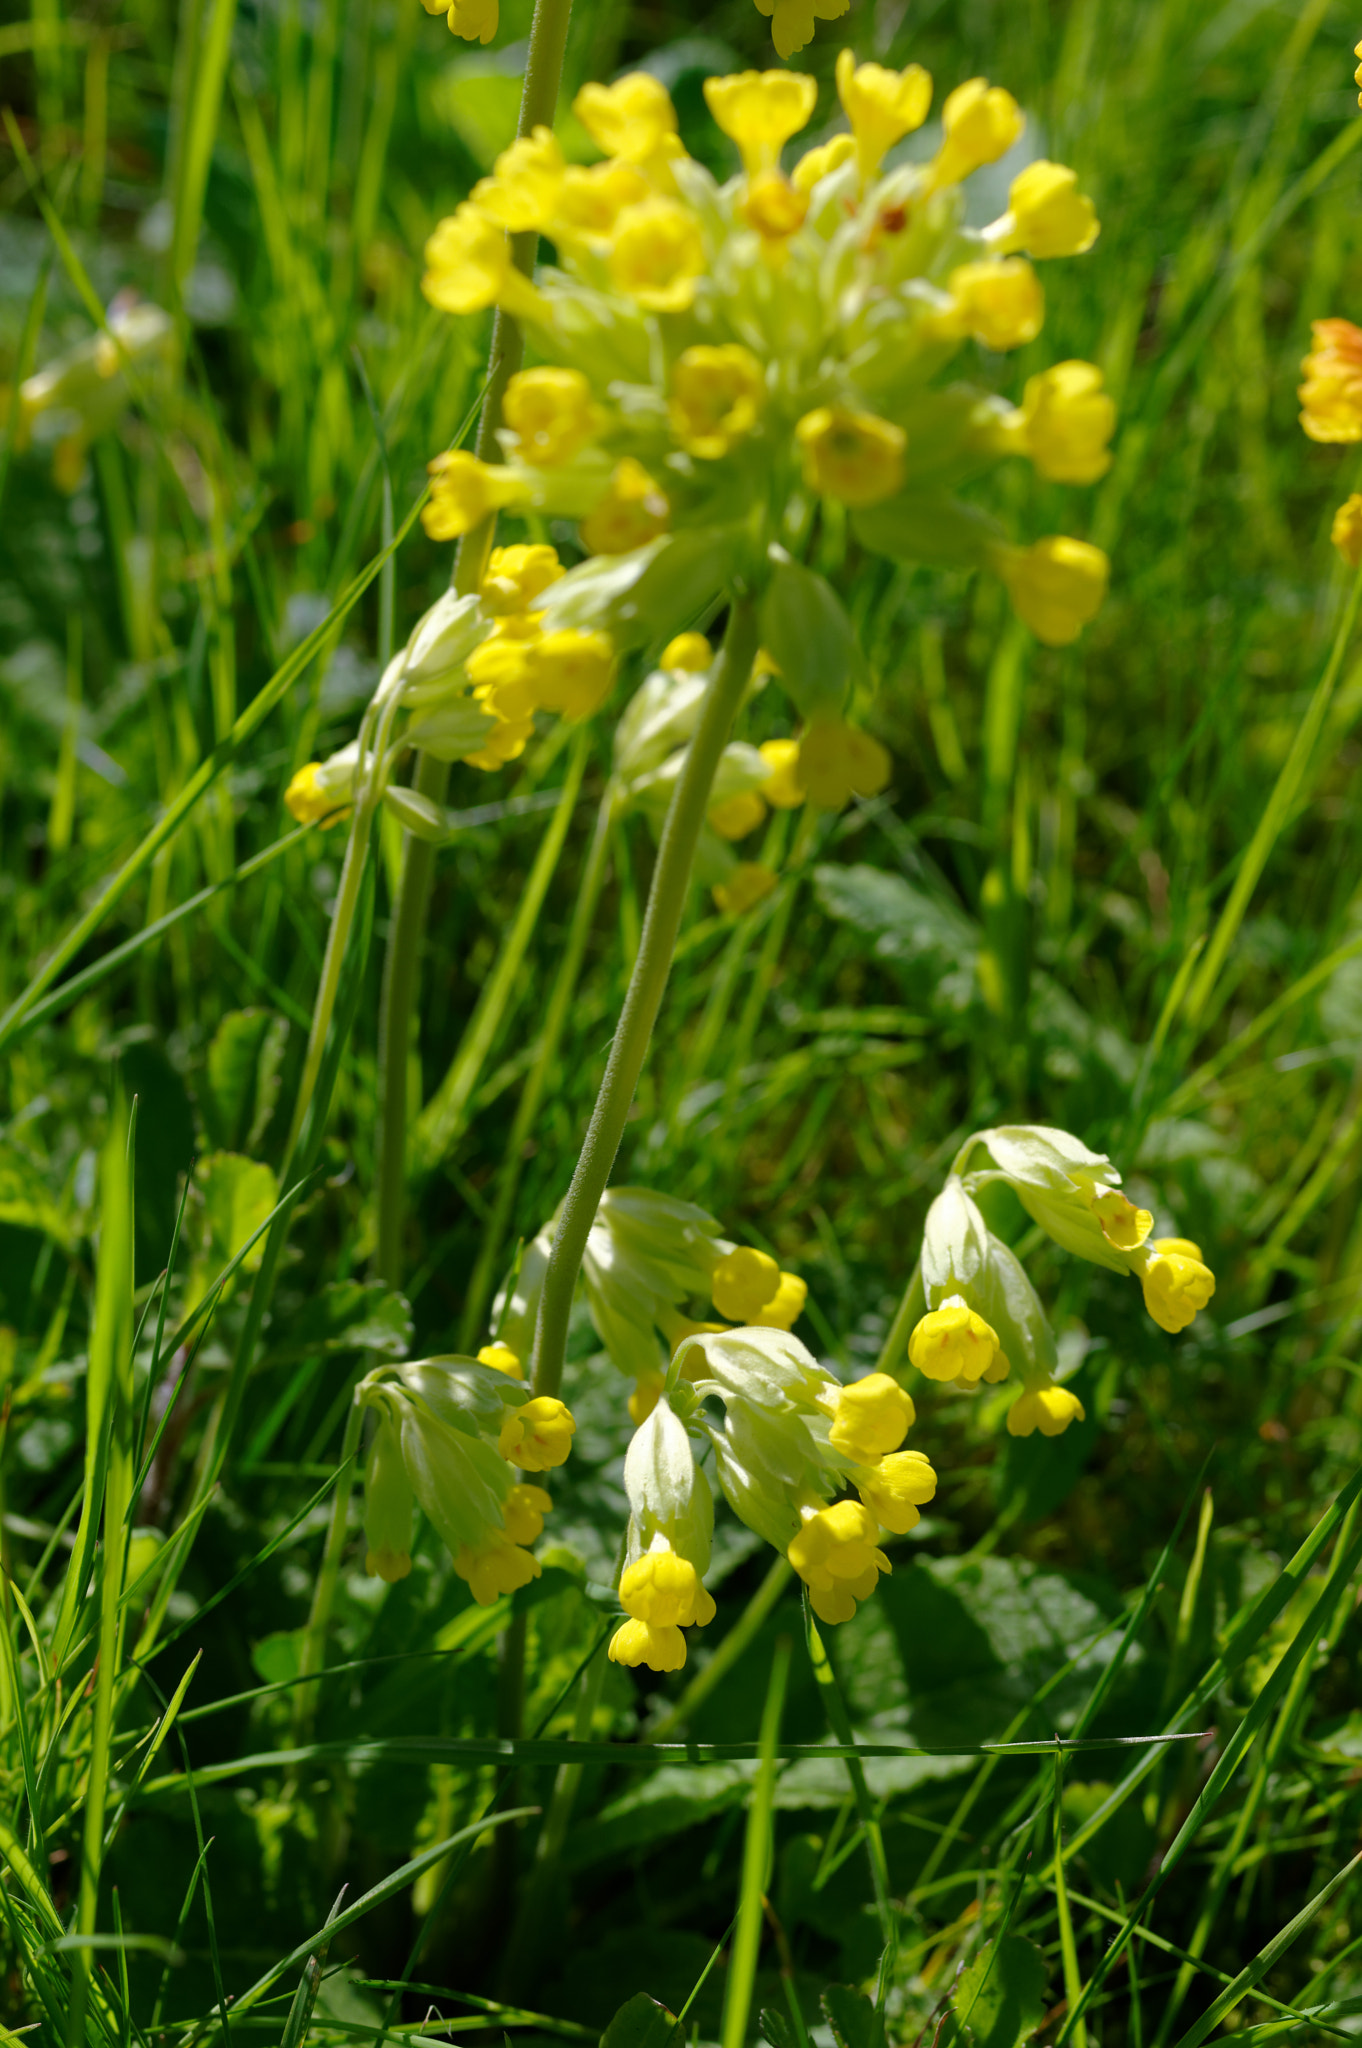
905,1125 -> 1216,1437
1298,320 -> 1362,569
606,1326 -> 937,1669
493,1185 -> 808,1423
282,542 -> 615,829
418,59 -> 1113,715
610,633 -> 892,915
357,1355 -> 575,1602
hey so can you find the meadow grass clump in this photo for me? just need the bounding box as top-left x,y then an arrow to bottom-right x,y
0,0 -> 1361,2044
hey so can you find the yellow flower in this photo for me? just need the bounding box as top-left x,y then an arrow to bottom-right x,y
1300,320 -> 1362,443
608,198 -> 706,311
574,73 -> 679,166
1138,1238 -> 1215,1335
929,77 -> 1024,189
422,449 -> 531,541
1007,1382 -> 1086,1437
908,1300 -> 1000,1384
760,737 -> 806,808
793,132 -> 857,192
480,542 -> 564,615
827,1372 -> 916,1462
995,535 -> 1109,646
713,862 -> 780,916
754,0 -> 849,63
473,127 -> 564,230
580,457 -> 670,555
477,1341 -> 523,1377
1019,361 -> 1115,484
710,1244 -> 802,1322
703,69 -> 818,174
464,715 -> 534,772
795,720 -> 891,809
366,1544 -> 412,1582
795,405 -> 905,507
446,0 -> 497,42
608,1616 -> 687,1670
498,1394 -> 577,1469
1092,1189 -> 1152,1251
556,159 -> 653,238
502,1482 -> 552,1543
285,763 -> 350,827
502,366 -> 601,466
533,628 -> 616,717
738,170 -> 809,247
942,258 -> 1044,351
454,1531 -> 541,1604
670,344 -> 766,460
787,1499 -> 889,1625
855,1449 -> 936,1533
1333,494 -> 1362,567
1357,36 -> 1362,107
661,632 -> 713,671
835,50 -> 932,182
422,204 -> 541,319
468,630 -> 542,720
628,1369 -> 665,1424
1006,161 -> 1099,258
620,1550 -> 716,1628
709,790 -> 768,840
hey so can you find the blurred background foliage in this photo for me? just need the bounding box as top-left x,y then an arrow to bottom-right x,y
2,0 -> 1362,2039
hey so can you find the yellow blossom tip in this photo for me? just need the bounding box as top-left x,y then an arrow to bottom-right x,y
660,631 -> 713,672
908,1301 -> 1000,1384
497,1395 -> 577,1470
608,1617 -> 687,1671
1007,1383 -> 1085,1438
1139,1241 -> 1215,1335
477,1341 -> 522,1377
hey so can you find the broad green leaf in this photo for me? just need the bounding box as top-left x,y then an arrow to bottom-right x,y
953,1936 -> 1047,2048
269,1280 -> 413,1362
821,1984 -> 877,2048
204,1009 -> 286,1152
600,1991 -> 684,2048
185,1152 -> 280,1311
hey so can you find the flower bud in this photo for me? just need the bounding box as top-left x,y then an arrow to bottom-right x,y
1137,1239 -> 1215,1335
1007,1381 -> 1085,1437
498,1395 -> 577,1470
826,1372 -> 915,1461
994,535 -> 1108,646
285,743 -> 359,827
856,1448 -> 936,1532
909,1298 -> 1001,1383
930,78 -> 1024,188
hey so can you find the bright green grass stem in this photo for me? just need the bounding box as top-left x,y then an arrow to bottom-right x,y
530,594 -> 760,1397
374,0 -> 574,1288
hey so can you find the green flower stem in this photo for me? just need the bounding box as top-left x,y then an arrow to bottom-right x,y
530,593 -> 760,1398
803,1597 -> 894,1944
373,0 -> 574,1289
874,1261 -> 925,1381
647,1553 -> 793,1743
290,1394 -> 365,1744
457,787 -> 614,1352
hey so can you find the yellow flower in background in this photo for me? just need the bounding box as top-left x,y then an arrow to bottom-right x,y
856,1448 -> 936,1532
1093,1189 -> 1152,1250
1355,37 -> 1362,108
929,77 -> 1024,189
422,204 -> 541,318
480,542 -> 564,614
709,789 -> 768,840
1138,1238 -> 1215,1335
827,1372 -> 915,1461
788,1499 -> 889,1624
996,535 -> 1109,645
793,132 -> 856,191
711,1244 -> 803,1322
446,0 -> 497,42
661,632 -> 713,671
943,258 -> 1044,350
739,170 -> 809,246
455,1530 -> 541,1603
463,714 -> 534,772
502,367 -> 601,465
1020,360 -> 1116,483
533,629 -> 617,717
703,69 -> 818,174
608,197 -> 706,310
608,1615 -> 688,1669
795,720 -> 891,809
556,159 -> 653,237
477,1342 -> 522,1377
498,1394 -> 577,1469
285,762 -> 351,827
502,1482 -> 552,1543
760,738 -> 806,808
1332,494 -> 1362,566
628,1369 -> 666,1423
754,0 -> 849,61
796,405 -> 905,506
1300,319 -> 1362,442
423,450 -> 530,541
473,127 -> 563,229
909,1301 -> 1000,1383
670,344 -> 766,459
1005,160 -> 1099,258
580,457 -> 670,555
835,50 -> 932,181
575,72 -> 679,165
1007,1381 -> 1086,1437
713,862 -> 779,916
620,1550 -> 716,1627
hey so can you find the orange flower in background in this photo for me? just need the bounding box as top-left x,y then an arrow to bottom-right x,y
1299,318 -> 1362,442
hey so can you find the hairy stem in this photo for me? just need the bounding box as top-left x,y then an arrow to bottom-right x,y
531,594 -> 759,1397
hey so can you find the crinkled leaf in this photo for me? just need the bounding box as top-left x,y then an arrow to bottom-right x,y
953,1935 -> 1046,2048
